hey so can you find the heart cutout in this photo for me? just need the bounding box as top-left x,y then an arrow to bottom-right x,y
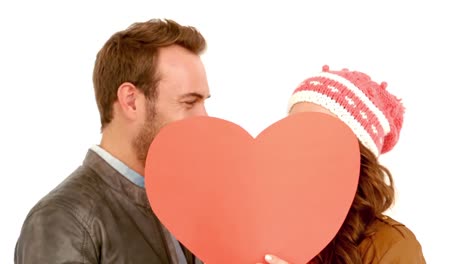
145,112 -> 360,264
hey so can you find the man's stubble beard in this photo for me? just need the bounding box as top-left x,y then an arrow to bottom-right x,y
132,101 -> 164,165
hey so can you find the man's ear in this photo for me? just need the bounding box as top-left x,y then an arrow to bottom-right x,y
116,82 -> 140,121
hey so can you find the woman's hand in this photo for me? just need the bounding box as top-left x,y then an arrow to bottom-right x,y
256,254 -> 290,264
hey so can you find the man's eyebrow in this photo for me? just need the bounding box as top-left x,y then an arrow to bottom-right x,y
179,92 -> 211,100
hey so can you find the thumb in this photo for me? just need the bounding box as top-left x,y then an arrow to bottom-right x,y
264,254 -> 290,264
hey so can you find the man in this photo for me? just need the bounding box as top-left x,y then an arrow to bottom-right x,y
15,18 -> 210,264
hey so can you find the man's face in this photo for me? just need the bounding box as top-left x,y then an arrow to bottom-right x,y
133,45 -> 210,163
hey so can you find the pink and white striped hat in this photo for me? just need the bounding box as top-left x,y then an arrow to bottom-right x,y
287,65 -> 405,157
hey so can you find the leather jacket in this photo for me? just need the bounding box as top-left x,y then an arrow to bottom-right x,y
14,149 -> 198,264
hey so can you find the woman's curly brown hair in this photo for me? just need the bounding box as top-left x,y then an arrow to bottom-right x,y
309,141 -> 396,264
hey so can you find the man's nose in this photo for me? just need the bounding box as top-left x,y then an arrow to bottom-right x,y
196,104 -> 208,116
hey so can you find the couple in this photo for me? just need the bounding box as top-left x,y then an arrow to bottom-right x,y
14,19 -> 426,264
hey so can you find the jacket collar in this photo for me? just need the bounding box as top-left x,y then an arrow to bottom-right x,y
82,147 -> 151,208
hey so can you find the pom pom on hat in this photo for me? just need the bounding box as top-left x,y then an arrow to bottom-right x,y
287,65 -> 405,157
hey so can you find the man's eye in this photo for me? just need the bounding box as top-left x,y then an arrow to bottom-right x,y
184,100 -> 197,106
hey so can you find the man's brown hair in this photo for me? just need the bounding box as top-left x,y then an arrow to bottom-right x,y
92,19 -> 207,130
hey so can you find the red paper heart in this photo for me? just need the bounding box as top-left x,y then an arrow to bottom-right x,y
145,112 -> 360,264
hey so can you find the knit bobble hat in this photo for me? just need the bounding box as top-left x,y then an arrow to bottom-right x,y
287,65 -> 405,157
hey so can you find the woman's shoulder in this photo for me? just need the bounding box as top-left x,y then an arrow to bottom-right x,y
367,215 -> 418,243
358,215 -> 426,263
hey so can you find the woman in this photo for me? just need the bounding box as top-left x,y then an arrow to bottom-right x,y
261,65 -> 426,264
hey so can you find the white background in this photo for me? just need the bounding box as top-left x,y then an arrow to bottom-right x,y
1,0 -> 466,263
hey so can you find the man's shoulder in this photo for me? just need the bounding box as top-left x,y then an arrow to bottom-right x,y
15,164 -> 105,263
25,164 -> 107,226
